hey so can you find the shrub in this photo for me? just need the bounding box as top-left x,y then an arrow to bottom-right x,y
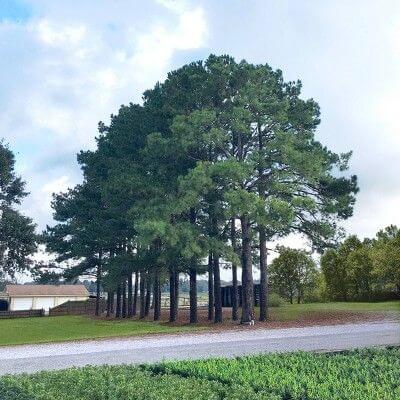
268,293 -> 284,307
1,348 -> 398,400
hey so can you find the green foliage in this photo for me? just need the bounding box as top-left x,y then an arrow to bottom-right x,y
371,225 -> 400,293
0,141 -> 26,205
321,247 -> 349,301
43,54 -> 358,322
1,348 -> 398,400
31,262 -> 61,284
0,142 -> 36,278
321,227 -> 400,301
0,366 -> 235,400
268,292 -> 284,307
270,246 -> 318,303
154,347 -> 400,400
303,272 -> 328,303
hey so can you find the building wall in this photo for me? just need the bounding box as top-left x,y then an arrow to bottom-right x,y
11,297 -> 33,311
10,296 -> 88,311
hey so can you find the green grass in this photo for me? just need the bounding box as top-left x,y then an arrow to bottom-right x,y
0,315 -> 200,346
269,300 -> 400,321
1,348 -> 399,399
0,301 -> 398,346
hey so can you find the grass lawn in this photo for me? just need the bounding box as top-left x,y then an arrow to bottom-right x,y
0,300 -> 398,346
1,347 -> 399,399
0,315 -> 202,346
268,300 -> 400,321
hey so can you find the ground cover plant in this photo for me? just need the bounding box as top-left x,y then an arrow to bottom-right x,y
1,347 -> 398,400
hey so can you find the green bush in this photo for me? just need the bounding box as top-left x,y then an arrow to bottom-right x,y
1,348 -> 398,400
155,348 -> 400,400
268,293 -> 284,307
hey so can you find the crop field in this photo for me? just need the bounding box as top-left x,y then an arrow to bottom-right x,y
1,347 -> 398,400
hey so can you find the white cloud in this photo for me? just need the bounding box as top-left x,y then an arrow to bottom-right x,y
130,5 -> 207,88
36,20 -> 87,47
0,0 -> 208,232
42,175 -> 71,204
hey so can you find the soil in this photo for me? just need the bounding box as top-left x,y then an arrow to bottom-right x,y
101,306 -> 398,332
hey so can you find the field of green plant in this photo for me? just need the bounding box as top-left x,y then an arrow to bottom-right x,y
1,347 -> 399,400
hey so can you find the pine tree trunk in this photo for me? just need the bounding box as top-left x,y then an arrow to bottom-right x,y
139,272 -> 146,319
169,269 -> 177,322
174,270 -> 179,318
127,274 -> 133,317
122,279 -> 127,318
106,291 -> 111,317
116,284 -> 122,318
259,227 -> 268,321
230,218 -> 239,321
110,291 -> 114,315
132,271 -> 138,316
232,264 -> 238,320
240,216 -> 254,324
153,272 -> 161,321
95,263 -> 101,316
188,208 -> 197,323
207,252 -> 214,321
257,120 -> 268,322
145,276 -> 151,316
213,253 -> 222,323
158,278 -> 162,312
189,267 -> 197,323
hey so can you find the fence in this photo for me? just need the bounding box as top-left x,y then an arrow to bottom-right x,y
49,298 -> 107,316
0,309 -> 44,319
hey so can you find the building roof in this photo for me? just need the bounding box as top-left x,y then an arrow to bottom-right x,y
5,284 -> 89,297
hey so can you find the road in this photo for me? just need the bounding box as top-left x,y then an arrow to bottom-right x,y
0,320 -> 399,375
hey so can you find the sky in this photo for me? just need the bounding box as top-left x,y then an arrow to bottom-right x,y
1,0 -> 400,257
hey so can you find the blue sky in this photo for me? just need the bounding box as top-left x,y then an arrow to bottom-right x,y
1,0 -> 400,248
0,0 -> 31,22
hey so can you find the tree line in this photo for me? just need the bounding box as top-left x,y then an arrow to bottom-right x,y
268,226 -> 400,304
321,226 -> 400,301
1,55 -> 359,324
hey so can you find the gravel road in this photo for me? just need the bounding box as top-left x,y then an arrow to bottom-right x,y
0,320 -> 399,375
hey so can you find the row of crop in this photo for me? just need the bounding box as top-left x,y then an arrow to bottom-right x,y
1,348 -> 399,400
148,347 -> 400,400
0,366 -> 270,400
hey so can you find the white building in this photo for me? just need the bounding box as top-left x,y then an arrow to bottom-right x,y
0,285 -> 89,312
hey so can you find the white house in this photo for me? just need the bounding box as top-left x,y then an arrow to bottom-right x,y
0,285 -> 89,312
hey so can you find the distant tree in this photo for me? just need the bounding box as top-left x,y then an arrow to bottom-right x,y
0,269 -> 7,291
371,225 -> 400,295
321,236 -> 364,301
321,248 -> 345,300
321,229 -> 400,301
31,262 -> 62,284
346,240 -> 373,300
270,246 -> 318,303
0,141 -> 36,278
44,182 -> 111,315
